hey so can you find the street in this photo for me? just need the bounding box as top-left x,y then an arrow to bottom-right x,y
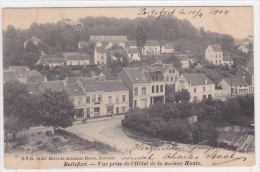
66,116 -> 142,152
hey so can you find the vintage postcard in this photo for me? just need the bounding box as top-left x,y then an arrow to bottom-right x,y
1,5 -> 257,170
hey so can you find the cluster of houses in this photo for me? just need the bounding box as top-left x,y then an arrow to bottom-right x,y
10,34 -> 253,120
26,35 -> 193,68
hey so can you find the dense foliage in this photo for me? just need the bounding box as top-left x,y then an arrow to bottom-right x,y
3,15 -> 248,69
4,81 -> 78,140
122,94 -> 254,145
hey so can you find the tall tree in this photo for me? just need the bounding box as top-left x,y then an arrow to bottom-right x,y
4,81 -> 39,141
39,89 -> 77,133
136,25 -> 147,60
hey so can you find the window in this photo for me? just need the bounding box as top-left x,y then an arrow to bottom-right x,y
194,87 -> 196,93
193,96 -> 198,101
116,95 -> 119,102
219,54 -> 221,57
216,55 -> 217,58
122,95 -> 126,102
71,98 -> 75,104
208,94 -> 212,99
78,62 -> 80,65
108,96 -> 112,104
156,85 -> 159,93
203,87 -> 205,92
94,107 -> 100,115
92,95 -> 96,103
98,95 -> 102,102
160,85 -> 163,92
134,100 -> 137,108
134,87 -> 138,95
121,106 -> 126,112
175,75 -> 178,82
142,87 -> 146,95
101,56 -> 104,60
169,70 -> 171,73
216,60 -> 217,63
231,88 -> 234,94
166,76 -> 169,82
86,96 -> 90,103
172,70 -> 175,73
219,60 -> 221,63
171,76 -> 174,81
203,95 -> 206,99
152,86 -> 155,93
78,97 -> 82,105
70,62 -> 72,65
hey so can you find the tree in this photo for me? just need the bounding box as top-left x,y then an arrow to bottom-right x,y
4,81 -> 38,142
163,55 -> 182,69
39,89 -> 77,133
174,89 -> 190,103
136,25 -> 147,60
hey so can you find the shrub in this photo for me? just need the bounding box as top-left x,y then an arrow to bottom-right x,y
52,137 -> 60,142
36,141 -> 42,145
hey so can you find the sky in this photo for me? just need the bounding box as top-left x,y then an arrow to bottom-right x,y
2,7 -> 253,40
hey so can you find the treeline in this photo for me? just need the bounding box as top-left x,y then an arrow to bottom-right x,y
3,14 -> 242,68
121,94 -> 254,145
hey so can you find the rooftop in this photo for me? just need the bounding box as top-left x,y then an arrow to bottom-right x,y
26,83 -> 42,95
124,68 -> 149,83
127,48 -> 139,54
223,56 -> 233,61
101,80 -> 128,92
66,84 -> 85,97
182,74 -> 215,86
82,80 -> 104,92
209,44 -> 222,52
3,70 -> 18,82
27,70 -> 46,83
96,47 -> 107,53
145,40 -> 160,46
223,77 -> 249,87
40,81 -> 65,91
42,57 -> 65,64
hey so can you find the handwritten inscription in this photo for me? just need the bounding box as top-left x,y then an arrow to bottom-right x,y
138,8 -> 229,20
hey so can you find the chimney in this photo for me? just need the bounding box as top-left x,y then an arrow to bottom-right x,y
205,79 -> 207,85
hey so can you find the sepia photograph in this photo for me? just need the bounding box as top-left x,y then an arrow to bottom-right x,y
1,5 -> 257,170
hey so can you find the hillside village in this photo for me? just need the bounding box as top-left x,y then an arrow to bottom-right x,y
3,16 -> 255,153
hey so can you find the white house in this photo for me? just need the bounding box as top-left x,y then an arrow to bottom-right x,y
175,74 -> 215,102
205,44 -> 233,67
94,47 -> 108,65
127,48 -> 140,61
237,44 -> 250,53
143,40 -> 161,56
176,55 -> 190,68
161,43 -> 174,54
90,35 -> 128,49
65,54 -> 90,66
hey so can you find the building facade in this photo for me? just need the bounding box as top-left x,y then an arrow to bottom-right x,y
175,74 -> 215,102
94,47 -> 108,65
118,67 -> 165,109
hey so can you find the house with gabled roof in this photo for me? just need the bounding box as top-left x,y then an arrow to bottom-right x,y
126,48 -> 140,61
161,43 -> 174,54
9,66 -> 30,83
24,36 -> 44,49
143,40 -> 161,56
175,54 -> 190,68
205,44 -> 233,67
41,55 -> 65,67
94,46 -> 108,65
118,67 -> 165,109
27,70 -> 47,83
64,53 -> 90,66
218,77 -> 249,97
237,44 -> 250,53
175,74 -> 215,102
90,35 -> 128,49
236,61 -> 254,93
